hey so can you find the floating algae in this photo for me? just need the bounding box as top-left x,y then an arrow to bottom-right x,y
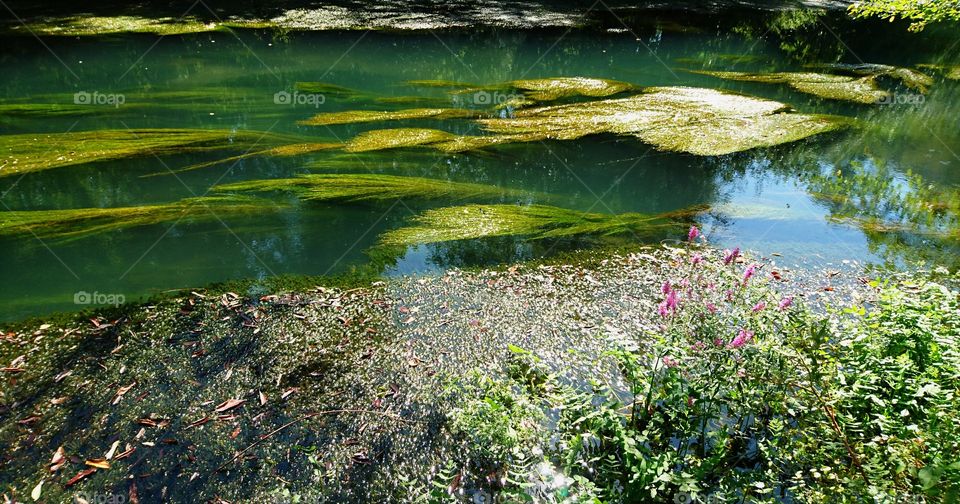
505,77 -> 638,101
811,63 -> 935,92
338,87 -> 848,156
299,108 -> 480,126
0,129 -> 300,178
378,203 -> 703,247
0,196 -> 282,241
448,77 -> 638,103
344,128 -> 458,152
0,103 -> 115,118
689,70 -> 891,104
214,174 -> 532,204
149,142 -> 342,177
476,87 -> 850,156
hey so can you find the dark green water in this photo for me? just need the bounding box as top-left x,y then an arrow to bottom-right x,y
1,4 -> 958,322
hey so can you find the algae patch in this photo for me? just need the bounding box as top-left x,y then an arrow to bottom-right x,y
0,196 -> 282,241
0,129 -> 297,178
477,87 -> 849,156
300,108 -> 480,126
378,203 -> 702,247
214,174 -> 532,204
336,88 -> 848,156
690,70 -> 891,104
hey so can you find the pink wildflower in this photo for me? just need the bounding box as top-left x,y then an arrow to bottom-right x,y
752,301 -> 766,312
691,253 -> 704,265
778,296 -> 794,311
743,264 -> 757,283
723,247 -> 740,265
725,289 -> 735,302
705,302 -> 718,314
714,338 -> 724,347
662,355 -> 679,368
729,329 -> 754,349
661,280 -> 672,295
688,226 -> 700,241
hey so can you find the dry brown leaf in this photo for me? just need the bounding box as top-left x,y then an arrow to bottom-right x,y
49,446 -> 66,472
214,398 -> 246,413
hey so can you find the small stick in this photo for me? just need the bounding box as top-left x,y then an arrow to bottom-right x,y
214,409 -> 414,473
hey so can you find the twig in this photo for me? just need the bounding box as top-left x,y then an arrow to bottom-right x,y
214,409 -> 415,473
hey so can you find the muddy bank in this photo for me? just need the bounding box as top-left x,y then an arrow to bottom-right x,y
0,245 -> 875,502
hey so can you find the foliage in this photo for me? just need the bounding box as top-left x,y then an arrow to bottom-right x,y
849,0 -> 960,31
445,237 -> 960,501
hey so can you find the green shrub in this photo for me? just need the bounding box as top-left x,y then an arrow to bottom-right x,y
441,233 -> 960,502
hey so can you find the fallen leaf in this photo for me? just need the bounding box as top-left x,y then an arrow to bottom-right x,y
50,397 -> 69,405
258,390 -> 268,406
105,440 -> 121,460
114,446 -> 136,460
66,468 -> 96,486
31,480 -> 42,501
281,388 -> 298,400
230,427 -> 241,439
85,459 -> 110,469
214,398 -> 246,413
185,416 -> 211,429
113,382 -> 136,405
49,447 -> 66,472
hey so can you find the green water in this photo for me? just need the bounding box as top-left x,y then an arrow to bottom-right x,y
1,4 -> 959,322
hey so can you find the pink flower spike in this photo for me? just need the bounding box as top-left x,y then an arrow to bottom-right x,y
666,290 -> 679,311
705,302 -> 718,314
729,329 -> 754,349
662,355 -> 679,368
778,296 -> 794,311
725,289 -> 735,302
691,253 -> 704,265
743,264 -> 757,283
688,226 -> 700,241
658,301 -> 670,318
752,301 -> 766,312
723,247 -> 740,265
661,280 -> 672,295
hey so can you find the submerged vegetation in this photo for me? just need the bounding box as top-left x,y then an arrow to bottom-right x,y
378,204 -> 701,247
330,86 -> 849,156
0,196 -> 281,241
299,108 -> 479,126
690,70 -> 891,104
691,64 -> 937,103
0,129 -> 299,178
213,174 -> 533,204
